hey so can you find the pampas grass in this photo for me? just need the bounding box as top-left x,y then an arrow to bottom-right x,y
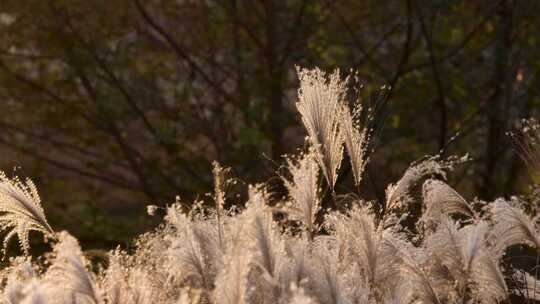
0,172 -> 53,254
296,67 -> 344,189
421,179 -> 476,229
281,151 -> 321,240
338,94 -> 373,188
491,199 -> 540,258
43,231 -> 99,303
0,66 -> 539,304
385,159 -> 446,210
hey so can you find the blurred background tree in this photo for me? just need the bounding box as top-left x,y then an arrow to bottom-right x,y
0,0 -> 538,248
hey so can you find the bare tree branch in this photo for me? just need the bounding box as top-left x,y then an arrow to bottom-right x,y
0,135 -> 138,191
132,0 -> 235,104
415,0 -> 447,150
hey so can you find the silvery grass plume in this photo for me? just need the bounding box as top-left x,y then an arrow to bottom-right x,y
384,158 -> 448,215
281,151 -> 321,240
101,225 -> 181,303
6,278 -> 45,304
244,185 -> 286,304
246,185 -> 281,280
383,233 -> 442,304
424,217 -> 507,302
325,206 -> 400,301
338,92 -> 374,188
308,237 -> 349,304
101,251 -> 165,304
382,156 -> 468,225
212,161 -> 230,214
296,67 -> 344,189
42,231 -> 100,304
164,204 -> 221,293
490,199 -> 540,258
280,238 -> 311,298
122,268 -> 163,303
2,257 -> 37,304
100,250 -> 128,304
473,249 -> 508,303
382,280 -> 415,304
421,179 -> 476,229
0,172 -> 54,254
212,161 -> 231,249
213,212 -> 251,304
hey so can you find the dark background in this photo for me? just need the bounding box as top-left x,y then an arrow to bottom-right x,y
0,0 -> 538,249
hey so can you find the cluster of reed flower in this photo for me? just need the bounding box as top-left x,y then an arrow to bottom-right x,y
0,67 -> 539,304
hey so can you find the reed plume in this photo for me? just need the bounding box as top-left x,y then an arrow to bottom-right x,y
296,67 -> 344,189
0,172 -> 54,254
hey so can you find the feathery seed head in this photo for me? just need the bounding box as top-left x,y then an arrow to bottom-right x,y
296,67 -> 344,189
281,151 -> 321,239
421,179 -> 475,229
0,172 -> 53,255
